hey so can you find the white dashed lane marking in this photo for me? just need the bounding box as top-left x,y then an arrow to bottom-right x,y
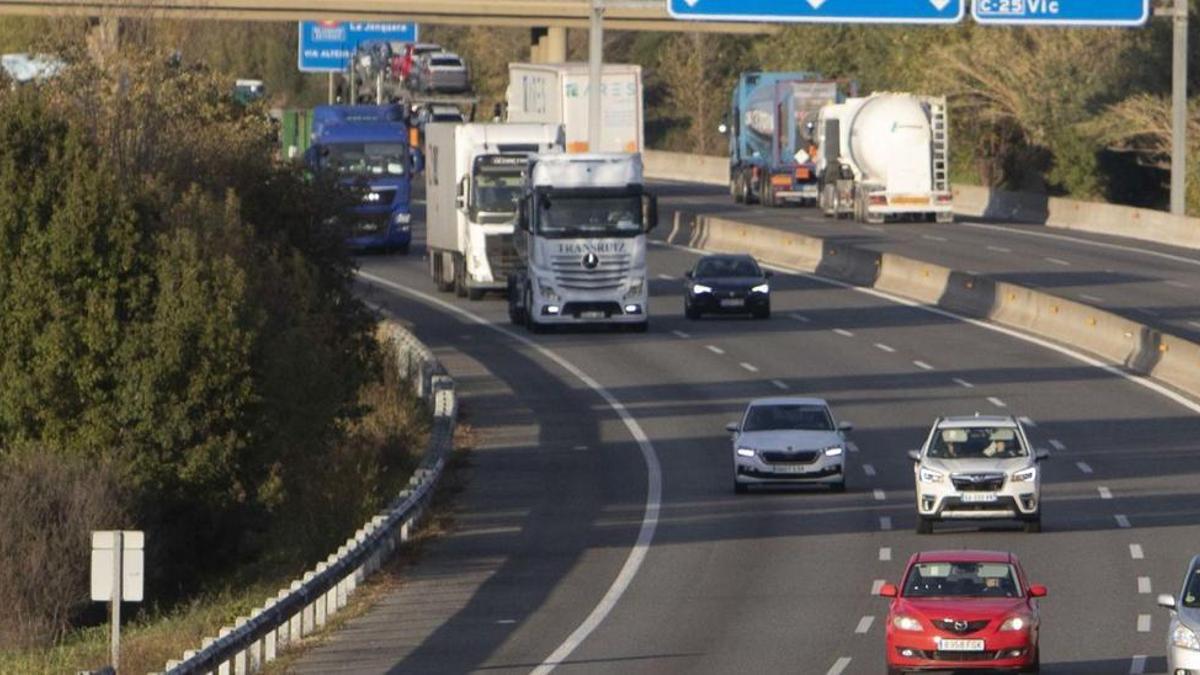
790,313 -> 811,323
1137,614 -> 1152,632
987,397 -> 1007,408
987,245 -> 1011,253
771,379 -> 790,390
879,516 -> 893,531
1080,294 -> 1105,303
1049,439 -> 1066,451
1138,577 -> 1152,594
1076,461 -> 1093,474
875,343 -> 896,353
740,362 -> 759,373
1130,544 -> 1144,560
855,616 -> 875,634
1115,514 -> 1131,529
1129,655 -> 1147,675
706,345 -> 725,355
953,378 -> 975,389
671,330 -> 691,339
913,360 -> 934,371
873,489 -> 886,502
863,464 -> 877,477
923,235 -> 948,242
1190,321 -> 1200,330
656,274 -> 675,280
826,657 -> 852,675
870,580 -> 886,595
879,547 -> 892,561
1098,487 -> 1113,500
1045,257 -> 1071,266
1018,416 -> 1036,427
834,328 -> 855,338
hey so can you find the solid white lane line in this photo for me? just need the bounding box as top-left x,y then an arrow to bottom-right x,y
357,273 -> 663,675
656,273 -> 675,280
880,547 -> 892,561
771,379 -> 790,390
913,360 -> 934,371
1138,577 -> 1152,594
1130,544 -> 1145,560
1116,514 -> 1131,529
826,657 -> 852,675
879,516 -> 893,531
871,580 -> 886,595
706,345 -> 725,355
986,245 -> 1012,253
834,328 -> 855,337
987,396 -> 1007,408
875,343 -> 896,353
855,616 -> 875,634
1076,461 -> 1093,474
953,378 -> 975,389
1049,439 -> 1067,451
1045,257 -> 1071,266
790,313 -> 811,323
874,489 -> 886,502
671,330 -> 691,339
1018,416 -> 1036,427
1137,614 -> 1152,632
863,464 -> 877,477
1080,294 -> 1105,303
1129,655 -> 1147,675
740,362 -> 759,373
960,221 -> 1200,269
1098,486 -> 1113,500
1167,279 -> 1191,288
923,234 -> 948,242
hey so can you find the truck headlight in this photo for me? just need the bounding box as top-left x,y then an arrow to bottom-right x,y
537,280 -> 560,301
393,212 -> 412,225
1172,624 -> 1200,651
692,283 -> 713,294
824,446 -> 844,457
751,283 -> 769,294
736,448 -> 756,458
918,467 -> 944,483
626,277 -> 645,297
1011,467 -> 1037,483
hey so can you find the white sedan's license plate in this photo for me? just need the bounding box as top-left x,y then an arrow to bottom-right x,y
774,464 -> 807,474
581,311 -> 605,319
938,638 -> 985,652
720,298 -> 745,308
961,493 -> 998,503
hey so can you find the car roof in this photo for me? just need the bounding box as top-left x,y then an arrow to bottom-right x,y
911,550 -> 1014,564
748,397 -> 828,408
937,415 -> 1019,428
430,105 -> 461,114
430,52 -> 462,60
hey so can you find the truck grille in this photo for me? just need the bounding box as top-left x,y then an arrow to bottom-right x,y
760,450 -> 820,464
951,473 -> 1006,492
485,234 -> 519,280
550,253 -> 632,291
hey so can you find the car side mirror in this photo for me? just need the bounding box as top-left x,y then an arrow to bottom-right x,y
725,422 -> 739,433
1028,584 -> 1048,598
1158,593 -> 1177,610
838,421 -> 854,433
1035,449 -> 1051,462
907,449 -> 921,462
878,583 -> 898,598
517,196 -> 530,231
456,176 -> 469,211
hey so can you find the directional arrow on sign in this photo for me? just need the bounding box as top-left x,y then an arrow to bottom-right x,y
807,0 -> 828,10
930,0 -> 951,10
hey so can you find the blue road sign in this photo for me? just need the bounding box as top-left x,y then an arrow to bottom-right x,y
667,0 -> 965,24
298,21 -> 419,73
973,0 -> 1149,26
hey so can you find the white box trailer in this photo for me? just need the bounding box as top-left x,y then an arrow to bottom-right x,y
506,63 -> 644,154
425,122 -> 564,299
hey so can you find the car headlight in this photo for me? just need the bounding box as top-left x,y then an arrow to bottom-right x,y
736,448 -> 757,458
1011,467 -> 1037,483
999,616 -> 1029,632
751,283 -> 769,294
692,283 -> 713,294
918,467 -> 944,483
824,446 -> 844,457
1172,624 -> 1200,651
892,615 -> 923,632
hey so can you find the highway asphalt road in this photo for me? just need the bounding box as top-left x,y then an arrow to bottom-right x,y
290,211 -> 1200,674
653,180 -> 1200,344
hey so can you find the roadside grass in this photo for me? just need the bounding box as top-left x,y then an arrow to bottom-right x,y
0,346 -> 432,675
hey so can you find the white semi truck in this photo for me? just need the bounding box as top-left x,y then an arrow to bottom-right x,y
815,93 -> 953,224
507,153 -> 657,333
425,123 -> 564,300
506,63 -> 644,154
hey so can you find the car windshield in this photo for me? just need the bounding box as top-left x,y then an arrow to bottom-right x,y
928,426 -> 1026,459
903,562 -> 1023,598
696,257 -> 760,278
474,170 -> 523,213
742,404 -> 833,432
1184,564 -> 1200,608
325,143 -> 407,177
537,195 -> 642,237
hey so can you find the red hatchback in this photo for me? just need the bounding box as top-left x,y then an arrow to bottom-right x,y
880,550 -> 1045,674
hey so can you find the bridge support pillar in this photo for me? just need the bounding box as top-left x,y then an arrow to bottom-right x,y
530,26 -> 566,64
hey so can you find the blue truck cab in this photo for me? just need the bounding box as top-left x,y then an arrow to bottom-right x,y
724,72 -> 845,208
308,106 -> 417,253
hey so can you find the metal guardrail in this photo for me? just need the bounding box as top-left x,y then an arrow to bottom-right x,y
153,320 -> 456,675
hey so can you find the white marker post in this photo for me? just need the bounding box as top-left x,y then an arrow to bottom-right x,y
91,531 -> 145,673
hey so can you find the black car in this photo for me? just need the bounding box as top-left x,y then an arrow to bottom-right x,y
684,254 -> 772,320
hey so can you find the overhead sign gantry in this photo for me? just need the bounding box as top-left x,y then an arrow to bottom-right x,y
667,0 -> 1150,26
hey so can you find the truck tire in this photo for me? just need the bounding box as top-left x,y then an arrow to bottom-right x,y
760,173 -> 776,208
433,253 -> 453,293
744,171 -> 759,205
732,173 -> 746,204
523,287 -> 545,334
453,256 -> 467,298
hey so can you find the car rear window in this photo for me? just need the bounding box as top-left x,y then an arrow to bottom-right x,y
903,562 -> 1022,598
695,257 -> 760,278
431,57 -> 462,67
928,426 -> 1026,459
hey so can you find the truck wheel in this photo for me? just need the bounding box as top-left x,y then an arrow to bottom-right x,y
744,172 -> 758,205
433,254 -> 453,293
524,288 -> 545,334
761,174 -> 776,208
730,174 -> 742,203
453,257 -> 467,298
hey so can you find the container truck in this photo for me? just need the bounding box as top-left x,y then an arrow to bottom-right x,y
507,153 -> 657,333
305,107 -> 418,253
815,93 -> 953,224
723,73 -> 842,207
505,63 -> 643,154
425,122 -> 564,300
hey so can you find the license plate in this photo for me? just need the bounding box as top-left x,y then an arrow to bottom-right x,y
774,464 -> 807,474
892,195 -> 931,205
938,638 -> 985,652
581,311 -> 605,319
961,493 -> 998,503
720,299 -> 745,308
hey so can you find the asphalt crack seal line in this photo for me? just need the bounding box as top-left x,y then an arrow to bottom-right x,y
356,271 -> 663,675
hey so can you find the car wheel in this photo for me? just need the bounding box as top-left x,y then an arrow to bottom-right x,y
915,516 -> 933,535
1024,516 -> 1042,534
734,480 -> 749,495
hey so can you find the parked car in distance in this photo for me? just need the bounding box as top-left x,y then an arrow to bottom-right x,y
414,52 -> 470,94
415,104 -> 466,128
728,397 -> 851,494
909,415 -> 1049,534
684,254 -> 772,319
880,550 -> 1045,674
1158,554 -> 1200,675
400,43 -> 443,85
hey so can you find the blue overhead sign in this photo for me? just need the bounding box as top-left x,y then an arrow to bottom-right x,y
666,0 -> 965,24
298,21 -> 419,73
973,0 -> 1149,26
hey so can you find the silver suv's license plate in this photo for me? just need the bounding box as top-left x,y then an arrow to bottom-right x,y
961,492 -> 998,503
938,638 -> 985,652
581,311 -> 605,319
774,465 -> 807,474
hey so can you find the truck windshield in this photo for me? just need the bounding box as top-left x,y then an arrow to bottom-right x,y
325,143 -> 407,177
473,170 -> 523,214
537,195 -> 642,237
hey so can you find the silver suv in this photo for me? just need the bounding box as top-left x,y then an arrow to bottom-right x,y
729,397 -> 852,494
909,415 -> 1049,534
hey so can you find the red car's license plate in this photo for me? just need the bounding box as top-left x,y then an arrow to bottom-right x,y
938,638 -> 985,651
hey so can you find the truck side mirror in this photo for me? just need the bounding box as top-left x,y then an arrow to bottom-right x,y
643,194 -> 659,232
456,176 -> 468,211
517,196 -> 531,231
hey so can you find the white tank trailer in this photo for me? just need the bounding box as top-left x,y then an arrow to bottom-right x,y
815,93 -> 953,224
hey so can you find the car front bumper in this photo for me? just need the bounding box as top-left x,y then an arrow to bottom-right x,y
689,291 -> 769,314
1169,643 -> 1200,674
888,633 -> 1037,671
916,481 -> 1040,520
735,453 -> 844,485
